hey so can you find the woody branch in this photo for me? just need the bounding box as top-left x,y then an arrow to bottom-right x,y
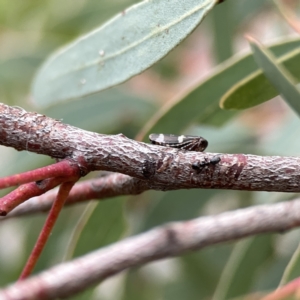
0,102 -> 300,196
0,198 -> 300,300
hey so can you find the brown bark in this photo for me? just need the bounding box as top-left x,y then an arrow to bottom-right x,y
0,103 -> 300,193
0,198 -> 300,300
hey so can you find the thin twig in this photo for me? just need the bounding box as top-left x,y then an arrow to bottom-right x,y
0,177 -> 63,216
1,198 -> 300,300
18,180 -> 78,280
0,160 -> 75,189
1,174 -> 147,219
0,160 -> 81,215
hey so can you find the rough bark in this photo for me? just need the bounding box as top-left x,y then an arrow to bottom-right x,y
0,198 -> 300,300
0,103 -> 300,193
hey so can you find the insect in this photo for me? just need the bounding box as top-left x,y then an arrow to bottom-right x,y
149,134 -> 208,152
192,156 -> 221,173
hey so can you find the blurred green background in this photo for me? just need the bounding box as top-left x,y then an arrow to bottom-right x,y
0,0 -> 300,299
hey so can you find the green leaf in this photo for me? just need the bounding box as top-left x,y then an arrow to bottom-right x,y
210,1 -> 234,63
179,245 -> 233,299
72,197 -> 126,258
212,235 -> 273,300
43,88 -> 157,133
32,0 -> 219,107
248,37 -> 300,115
221,44 -> 300,111
137,38 -> 300,141
280,241 -> 300,286
140,189 -> 217,232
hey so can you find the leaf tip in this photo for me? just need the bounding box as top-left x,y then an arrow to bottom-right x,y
245,34 -> 260,46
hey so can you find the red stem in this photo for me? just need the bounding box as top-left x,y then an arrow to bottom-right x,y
0,177 -> 63,216
18,180 -> 78,280
0,160 -> 75,189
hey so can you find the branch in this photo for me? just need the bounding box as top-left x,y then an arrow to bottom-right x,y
1,198 -> 300,300
1,103 -> 300,193
19,181 -> 77,279
1,173 -> 146,219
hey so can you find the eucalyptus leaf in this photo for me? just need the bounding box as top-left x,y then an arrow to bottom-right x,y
137,38 -> 300,141
213,235 -> 273,300
73,198 -> 126,258
43,88 -> 156,133
279,241 -> 300,286
32,0 -> 220,107
221,45 -> 300,110
249,37 -> 300,115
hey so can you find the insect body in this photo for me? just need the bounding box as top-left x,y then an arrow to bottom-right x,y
192,156 -> 221,173
149,134 -> 208,152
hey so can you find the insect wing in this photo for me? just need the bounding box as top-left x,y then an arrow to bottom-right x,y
149,133 -> 165,145
159,134 -> 186,145
149,134 -> 183,145
181,136 -> 208,152
149,134 -> 208,152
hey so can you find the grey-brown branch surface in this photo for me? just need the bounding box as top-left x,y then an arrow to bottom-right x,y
1,102 -> 300,192
0,174 -> 142,218
1,198 -> 300,300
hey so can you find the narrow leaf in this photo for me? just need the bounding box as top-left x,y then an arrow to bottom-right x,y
43,88 -> 157,133
136,38 -> 300,141
246,36 -> 300,114
32,0 -> 219,107
280,242 -> 300,286
213,236 -> 273,300
220,47 -> 300,110
273,0 -> 300,34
